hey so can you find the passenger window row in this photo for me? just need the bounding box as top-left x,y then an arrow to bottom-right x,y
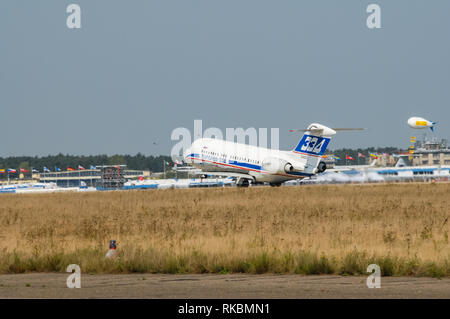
201,148 -> 260,164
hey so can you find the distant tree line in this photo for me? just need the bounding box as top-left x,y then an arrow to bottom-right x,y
0,153 -> 172,179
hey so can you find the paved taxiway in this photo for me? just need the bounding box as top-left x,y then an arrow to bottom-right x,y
0,274 -> 449,298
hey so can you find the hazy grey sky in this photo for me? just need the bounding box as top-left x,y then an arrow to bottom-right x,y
1,0 -> 449,156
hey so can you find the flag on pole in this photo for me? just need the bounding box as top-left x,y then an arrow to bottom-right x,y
369,153 -> 378,159
32,168 -> 39,173
358,153 -> 366,158
55,167 -> 61,172
346,155 -> 354,160
78,165 -> 85,170
67,167 -> 75,171
43,167 -> 50,172
90,165 -> 96,169
8,169 -> 17,173
20,168 -> 29,173
0,169 -> 5,174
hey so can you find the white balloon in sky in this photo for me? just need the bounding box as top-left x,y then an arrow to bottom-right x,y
407,117 -> 436,131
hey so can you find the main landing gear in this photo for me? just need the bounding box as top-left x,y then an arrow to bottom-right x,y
237,178 -> 250,187
269,183 -> 282,187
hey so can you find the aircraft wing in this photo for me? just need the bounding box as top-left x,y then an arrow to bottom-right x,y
327,166 -> 354,172
329,164 -> 375,173
329,159 -> 377,172
197,171 -> 254,180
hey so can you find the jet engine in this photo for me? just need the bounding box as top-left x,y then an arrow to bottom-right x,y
316,161 -> 327,173
262,157 -> 305,174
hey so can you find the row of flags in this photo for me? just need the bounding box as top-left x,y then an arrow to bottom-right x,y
0,165 -> 97,174
44,165 -> 97,172
324,152 -> 381,161
344,153 -> 381,161
0,168 -> 32,174
164,160 -> 182,166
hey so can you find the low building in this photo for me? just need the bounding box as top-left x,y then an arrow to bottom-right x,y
39,167 -> 149,187
412,139 -> 450,166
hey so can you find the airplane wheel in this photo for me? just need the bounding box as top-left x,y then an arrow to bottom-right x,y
270,183 -> 281,187
237,179 -> 250,187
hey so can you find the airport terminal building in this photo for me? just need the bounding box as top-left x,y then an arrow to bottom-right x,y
355,138 -> 450,167
411,139 -> 450,166
39,166 -> 149,187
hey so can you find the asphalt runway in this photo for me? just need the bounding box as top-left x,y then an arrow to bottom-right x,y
0,274 -> 449,298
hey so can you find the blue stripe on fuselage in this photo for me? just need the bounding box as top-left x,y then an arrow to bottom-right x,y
192,157 -> 314,177
228,160 -> 261,171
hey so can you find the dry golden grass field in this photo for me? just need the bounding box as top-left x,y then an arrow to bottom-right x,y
0,183 -> 449,276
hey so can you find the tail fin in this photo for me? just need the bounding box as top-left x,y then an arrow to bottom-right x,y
292,123 -> 336,174
430,122 -> 436,132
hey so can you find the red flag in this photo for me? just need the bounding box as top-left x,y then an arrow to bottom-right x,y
67,167 -> 75,171
78,165 -> 85,170
346,155 -> 354,160
20,168 -> 29,173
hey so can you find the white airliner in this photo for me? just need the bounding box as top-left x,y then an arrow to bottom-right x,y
183,123 -> 361,187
